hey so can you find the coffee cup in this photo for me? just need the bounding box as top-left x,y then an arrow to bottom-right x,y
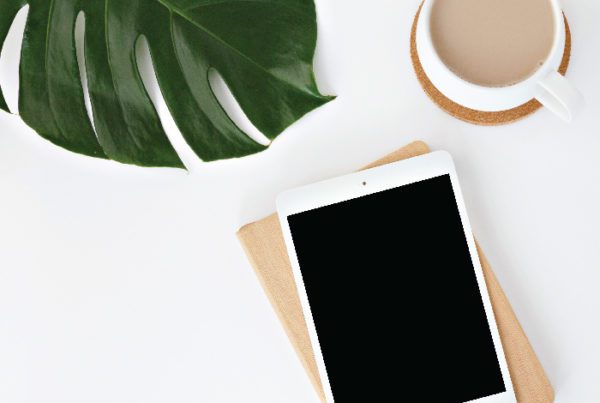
415,0 -> 584,122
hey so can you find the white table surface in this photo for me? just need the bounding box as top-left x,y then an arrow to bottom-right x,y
1,1 -> 599,402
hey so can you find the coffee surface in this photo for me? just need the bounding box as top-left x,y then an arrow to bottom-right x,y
430,0 -> 555,87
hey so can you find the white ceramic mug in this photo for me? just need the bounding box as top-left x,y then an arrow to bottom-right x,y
416,0 -> 584,122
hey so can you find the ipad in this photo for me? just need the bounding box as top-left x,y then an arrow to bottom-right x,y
276,151 -> 516,403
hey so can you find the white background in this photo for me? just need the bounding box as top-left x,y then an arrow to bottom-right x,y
1,0 -> 599,402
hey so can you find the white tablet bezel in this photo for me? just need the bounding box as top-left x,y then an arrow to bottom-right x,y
276,151 -> 516,403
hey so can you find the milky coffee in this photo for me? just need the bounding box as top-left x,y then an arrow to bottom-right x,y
430,0 -> 555,87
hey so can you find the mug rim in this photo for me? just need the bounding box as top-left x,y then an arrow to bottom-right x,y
416,0 -> 566,110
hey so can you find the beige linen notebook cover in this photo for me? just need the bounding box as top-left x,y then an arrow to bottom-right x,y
237,141 -> 553,402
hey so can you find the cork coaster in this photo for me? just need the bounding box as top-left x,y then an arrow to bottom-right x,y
410,3 -> 572,125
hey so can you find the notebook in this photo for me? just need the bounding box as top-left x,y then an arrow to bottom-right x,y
237,141 -> 553,402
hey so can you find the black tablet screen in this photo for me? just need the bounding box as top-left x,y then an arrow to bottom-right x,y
286,174 -> 506,402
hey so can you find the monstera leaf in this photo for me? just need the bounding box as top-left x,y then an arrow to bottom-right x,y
0,0 -> 332,168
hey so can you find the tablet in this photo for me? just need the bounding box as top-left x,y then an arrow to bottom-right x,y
276,151 -> 516,403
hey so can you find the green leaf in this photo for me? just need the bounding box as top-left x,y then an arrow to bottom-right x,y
0,0 -> 333,167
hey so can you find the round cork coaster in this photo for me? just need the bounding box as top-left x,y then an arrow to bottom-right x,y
410,4 -> 572,125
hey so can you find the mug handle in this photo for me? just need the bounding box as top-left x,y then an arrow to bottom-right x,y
535,71 -> 584,122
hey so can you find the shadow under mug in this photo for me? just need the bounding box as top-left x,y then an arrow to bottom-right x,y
416,0 -> 584,122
